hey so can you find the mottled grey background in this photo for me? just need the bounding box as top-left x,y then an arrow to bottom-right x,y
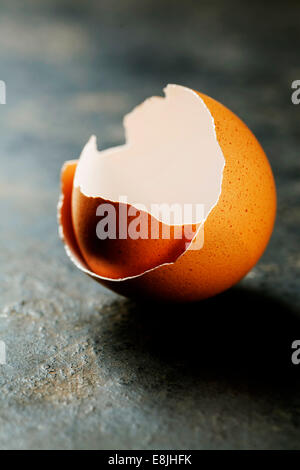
0,0 -> 300,450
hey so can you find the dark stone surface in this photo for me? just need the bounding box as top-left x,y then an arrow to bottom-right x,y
0,0 -> 300,449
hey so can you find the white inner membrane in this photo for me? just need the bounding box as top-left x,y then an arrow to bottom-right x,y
74,84 -> 225,226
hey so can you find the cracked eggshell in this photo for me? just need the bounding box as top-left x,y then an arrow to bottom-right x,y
58,85 -> 276,302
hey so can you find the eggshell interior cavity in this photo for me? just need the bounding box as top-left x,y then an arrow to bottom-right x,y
60,84 -> 227,282
74,84 -> 225,226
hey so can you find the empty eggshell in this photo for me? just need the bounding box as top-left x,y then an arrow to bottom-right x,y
58,84 -> 276,302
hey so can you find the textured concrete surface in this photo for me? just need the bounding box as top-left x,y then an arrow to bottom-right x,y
0,0 -> 300,449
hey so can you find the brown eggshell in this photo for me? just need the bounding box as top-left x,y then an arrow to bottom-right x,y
58,86 -> 276,302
